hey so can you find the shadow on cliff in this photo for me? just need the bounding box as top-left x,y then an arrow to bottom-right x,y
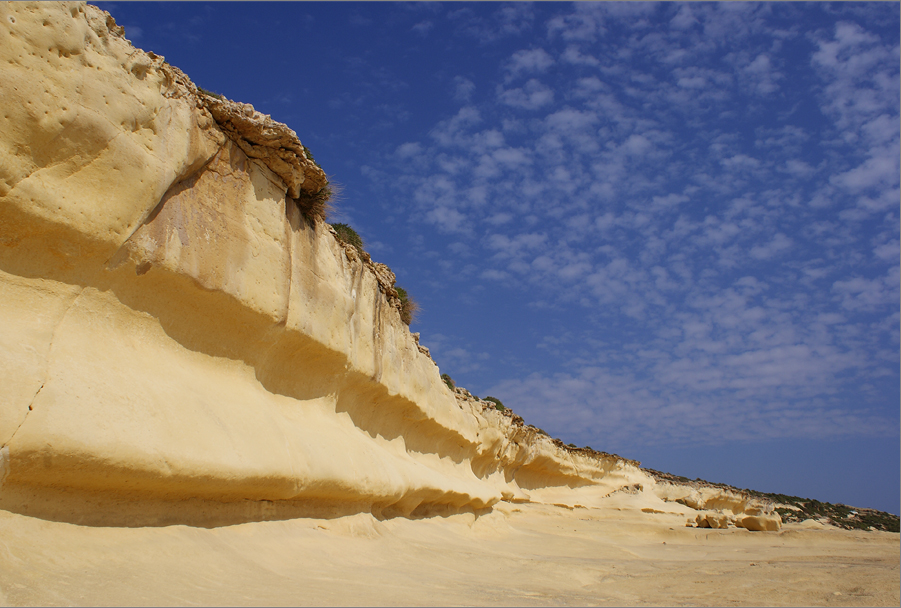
0,194 -> 473,463
0,168 -> 483,521
0,483 -> 495,529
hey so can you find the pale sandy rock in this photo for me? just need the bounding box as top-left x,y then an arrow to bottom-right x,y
411,332 -> 433,361
455,391 -> 649,505
0,446 -> 8,487
0,9 -> 895,606
735,513 -> 782,532
652,480 -> 778,527
203,95 -> 327,200
0,1 -> 656,517
696,511 -> 731,529
369,262 -> 397,293
0,2 -> 221,254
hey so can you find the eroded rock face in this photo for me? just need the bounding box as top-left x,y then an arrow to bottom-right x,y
735,514 -> 782,532
0,2 -> 222,252
0,2 -> 657,522
203,95 -> 327,199
696,511 -> 731,529
657,482 -> 781,530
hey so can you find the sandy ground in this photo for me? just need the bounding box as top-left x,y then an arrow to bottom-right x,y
1,494 -> 897,607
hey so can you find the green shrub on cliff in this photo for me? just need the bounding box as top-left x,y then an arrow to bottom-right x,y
302,145 -> 321,168
395,286 -> 418,325
330,222 -> 364,253
441,373 -> 455,391
485,396 -> 505,411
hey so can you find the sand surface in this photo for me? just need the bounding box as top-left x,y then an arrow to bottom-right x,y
1,495 -> 897,607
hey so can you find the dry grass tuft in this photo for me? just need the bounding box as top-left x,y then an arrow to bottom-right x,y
395,286 -> 418,326
294,181 -> 340,225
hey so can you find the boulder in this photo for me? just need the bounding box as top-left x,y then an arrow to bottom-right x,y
735,514 -> 782,532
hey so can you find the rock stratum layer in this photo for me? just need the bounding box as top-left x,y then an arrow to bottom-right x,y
0,2 -> 778,529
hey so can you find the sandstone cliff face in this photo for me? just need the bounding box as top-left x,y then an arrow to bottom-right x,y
0,2 -> 774,528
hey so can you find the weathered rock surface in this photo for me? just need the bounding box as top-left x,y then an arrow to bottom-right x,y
203,94 -> 328,200
735,513 -> 783,532
696,511 -> 731,529
0,2 -> 778,529
653,480 -> 776,515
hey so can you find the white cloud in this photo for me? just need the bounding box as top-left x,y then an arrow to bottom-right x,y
547,4 -> 605,42
811,20 -> 899,132
561,45 -> 600,67
620,134 -> 652,157
429,106 -> 481,147
486,232 -> 547,257
873,240 -> 899,263
833,268 -> 900,312
486,212 -> 513,226
860,113 -> 899,146
425,205 -> 468,233
373,3 -> 899,457
650,193 -> 689,209
830,146 -> 900,193
782,159 -> 815,178
742,53 -> 783,95
749,233 -> 792,260
505,48 -> 554,79
669,4 -> 698,31
480,268 -> 510,283
491,146 -> 532,167
453,76 -> 475,102
395,142 -> 423,158
486,354 -> 892,451
495,3 -> 535,37
497,79 -> 555,110
720,154 -> 761,171
449,3 -> 535,43
411,20 -> 433,36
544,107 -> 599,133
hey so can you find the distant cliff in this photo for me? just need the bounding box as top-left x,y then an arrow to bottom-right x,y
0,2 -> 779,531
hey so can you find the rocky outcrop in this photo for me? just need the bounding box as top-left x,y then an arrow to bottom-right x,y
654,481 -> 773,515
203,94 -> 328,200
695,511 -> 731,529
0,2 -> 778,529
0,1 -> 629,519
735,512 -> 783,532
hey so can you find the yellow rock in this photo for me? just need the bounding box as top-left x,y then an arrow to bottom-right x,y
735,513 -> 782,532
0,2 -> 650,519
696,511 -> 731,529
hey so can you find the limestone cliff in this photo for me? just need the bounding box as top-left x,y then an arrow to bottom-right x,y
0,2 -> 777,530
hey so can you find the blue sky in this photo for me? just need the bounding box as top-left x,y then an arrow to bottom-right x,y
96,2 -> 900,514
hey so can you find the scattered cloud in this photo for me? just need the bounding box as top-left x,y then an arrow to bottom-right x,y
363,2 -> 899,453
453,76 -> 475,103
497,79 -> 555,110
97,0 -> 900,514
411,20 -> 433,36
505,48 -> 555,79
